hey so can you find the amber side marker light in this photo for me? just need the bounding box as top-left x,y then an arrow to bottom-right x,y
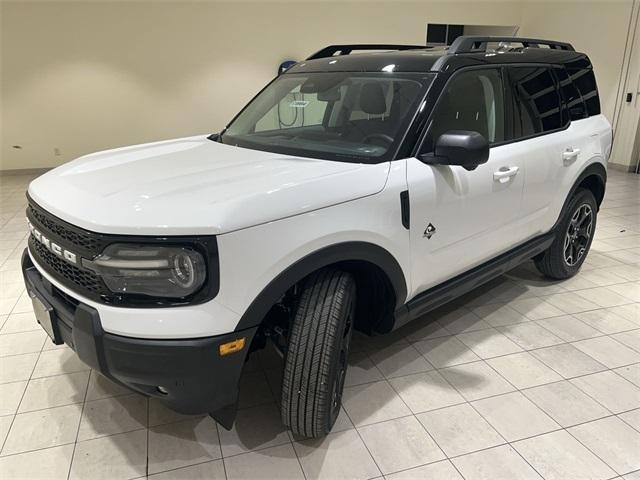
219,337 -> 246,356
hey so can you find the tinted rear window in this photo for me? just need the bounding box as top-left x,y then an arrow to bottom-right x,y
568,68 -> 600,117
508,67 -> 563,138
555,67 -> 587,123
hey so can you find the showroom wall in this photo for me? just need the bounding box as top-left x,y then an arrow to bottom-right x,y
518,0 -> 635,167
0,0 -> 634,171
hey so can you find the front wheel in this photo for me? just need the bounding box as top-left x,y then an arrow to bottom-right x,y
281,269 -> 356,438
535,188 -> 597,279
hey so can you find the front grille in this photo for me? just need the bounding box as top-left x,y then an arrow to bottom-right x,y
27,204 -> 102,254
29,236 -> 103,294
27,200 -> 109,301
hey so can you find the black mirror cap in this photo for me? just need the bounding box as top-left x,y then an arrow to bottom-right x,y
422,130 -> 489,170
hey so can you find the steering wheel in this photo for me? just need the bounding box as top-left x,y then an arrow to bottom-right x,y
362,133 -> 394,147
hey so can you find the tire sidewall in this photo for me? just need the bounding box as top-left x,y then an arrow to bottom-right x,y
281,270 -> 357,438
324,279 -> 356,431
556,189 -> 598,276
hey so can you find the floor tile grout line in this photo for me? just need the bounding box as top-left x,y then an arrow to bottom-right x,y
0,440 -> 78,461
0,328 -> 45,455
0,367 -> 92,385
310,365 -> 639,461
519,384 -> 616,426
221,437 -> 291,460
480,345 -> 640,477
386,349 -> 521,472
357,325 -> 639,477
66,372 -> 91,480
290,435 -> 309,478
0,424 -> 155,462
146,459 -> 223,479
342,359 -> 640,408
568,367 -> 640,416
209,400 -> 227,480
616,410 -> 640,435
563,421 -> 625,477
145,394 -> 150,478
337,389 -> 385,478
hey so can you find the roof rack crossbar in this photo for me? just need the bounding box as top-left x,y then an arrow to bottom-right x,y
306,44 -> 427,60
448,36 -> 575,54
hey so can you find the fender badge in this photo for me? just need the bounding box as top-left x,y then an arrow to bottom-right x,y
423,223 -> 436,239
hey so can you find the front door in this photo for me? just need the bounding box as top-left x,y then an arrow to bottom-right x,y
407,67 -> 526,298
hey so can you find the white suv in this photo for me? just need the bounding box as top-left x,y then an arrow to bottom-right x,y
22,36 -> 612,438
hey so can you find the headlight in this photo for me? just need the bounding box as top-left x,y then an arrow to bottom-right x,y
83,244 -> 207,298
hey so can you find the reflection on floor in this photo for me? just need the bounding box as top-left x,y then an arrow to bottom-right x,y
0,170 -> 639,479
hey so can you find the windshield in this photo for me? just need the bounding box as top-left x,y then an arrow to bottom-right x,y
220,72 -> 435,163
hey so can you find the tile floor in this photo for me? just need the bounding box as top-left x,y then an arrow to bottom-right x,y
0,170 -> 638,480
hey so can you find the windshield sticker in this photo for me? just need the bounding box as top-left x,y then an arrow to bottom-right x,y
289,100 -> 310,108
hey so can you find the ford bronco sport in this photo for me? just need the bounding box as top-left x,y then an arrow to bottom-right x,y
22,36 -> 612,438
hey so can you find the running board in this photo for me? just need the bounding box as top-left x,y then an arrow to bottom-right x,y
393,232 -> 555,330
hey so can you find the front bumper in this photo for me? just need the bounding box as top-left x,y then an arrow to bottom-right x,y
22,249 -> 257,427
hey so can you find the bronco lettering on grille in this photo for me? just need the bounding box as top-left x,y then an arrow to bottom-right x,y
28,221 -> 78,265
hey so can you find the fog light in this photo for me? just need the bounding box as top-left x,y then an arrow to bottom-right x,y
157,386 -> 169,395
219,337 -> 246,356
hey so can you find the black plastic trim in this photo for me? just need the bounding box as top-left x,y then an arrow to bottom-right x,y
400,191 -> 410,229
22,249 -> 254,428
449,36 -> 574,54
234,242 -> 407,332
307,44 -> 428,60
558,163 -> 607,216
393,231 -> 555,329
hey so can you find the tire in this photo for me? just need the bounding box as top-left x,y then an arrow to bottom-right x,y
535,188 -> 597,279
281,268 -> 356,438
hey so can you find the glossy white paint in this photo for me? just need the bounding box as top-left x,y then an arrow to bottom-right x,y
27,158 -> 405,338
407,142 -> 526,294
25,116 -> 612,340
406,114 -> 611,297
516,115 -> 612,237
28,135 -> 390,235
216,160 -> 410,318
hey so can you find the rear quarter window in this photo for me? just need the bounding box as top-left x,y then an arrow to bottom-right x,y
555,67 -> 587,123
567,68 -> 601,117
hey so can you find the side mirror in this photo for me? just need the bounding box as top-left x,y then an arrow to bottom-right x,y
420,130 -> 489,170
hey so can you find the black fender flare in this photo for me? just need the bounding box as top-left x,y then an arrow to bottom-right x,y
234,242 -> 407,331
554,162 -> 606,231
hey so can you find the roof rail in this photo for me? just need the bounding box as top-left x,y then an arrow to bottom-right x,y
448,36 -> 575,54
306,44 -> 428,60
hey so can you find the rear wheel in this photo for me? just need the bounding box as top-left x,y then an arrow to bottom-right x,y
535,188 -> 597,279
281,269 -> 355,438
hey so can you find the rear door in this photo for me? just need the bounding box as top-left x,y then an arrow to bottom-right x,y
505,66 -> 582,237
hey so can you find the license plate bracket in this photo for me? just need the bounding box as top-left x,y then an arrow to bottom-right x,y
30,290 -> 63,345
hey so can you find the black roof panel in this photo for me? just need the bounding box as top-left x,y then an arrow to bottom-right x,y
286,48 -> 590,75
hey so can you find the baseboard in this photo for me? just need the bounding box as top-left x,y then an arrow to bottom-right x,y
0,168 -> 50,176
608,162 -> 637,173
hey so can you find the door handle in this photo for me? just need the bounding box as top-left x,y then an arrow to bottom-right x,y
493,166 -> 519,183
562,148 -> 581,164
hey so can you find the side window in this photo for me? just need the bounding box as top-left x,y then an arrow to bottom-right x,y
555,67 -> 587,123
424,68 -> 505,152
568,68 -> 601,117
508,67 -> 563,139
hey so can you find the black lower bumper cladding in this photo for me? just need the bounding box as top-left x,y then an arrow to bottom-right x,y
21,249 -> 257,429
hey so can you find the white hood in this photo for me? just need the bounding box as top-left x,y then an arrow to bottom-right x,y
28,136 -> 390,235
